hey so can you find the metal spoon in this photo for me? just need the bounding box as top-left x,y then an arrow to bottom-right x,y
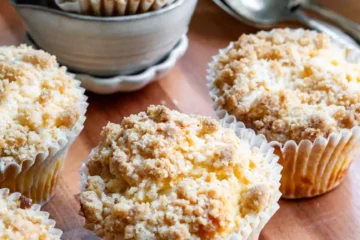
221,0 -> 359,48
297,0 -> 360,43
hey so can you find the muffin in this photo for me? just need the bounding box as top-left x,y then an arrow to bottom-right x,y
79,105 -> 281,239
0,45 -> 88,204
0,188 -> 62,239
55,0 -> 177,16
208,28 -> 360,198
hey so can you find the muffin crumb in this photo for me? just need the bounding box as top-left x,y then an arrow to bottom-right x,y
0,45 -> 82,164
19,195 -> 32,209
80,106 -> 279,239
213,29 -> 360,143
0,189 -> 60,239
241,185 -> 270,215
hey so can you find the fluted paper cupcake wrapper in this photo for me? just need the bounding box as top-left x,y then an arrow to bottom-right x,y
0,78 -> 88,205
79,116 -> 282,240
0,188 -> 63,239
207,31 -> 360,199
55,0 -> 177,16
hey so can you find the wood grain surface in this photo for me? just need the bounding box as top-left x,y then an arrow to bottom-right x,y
1,0 -> 360,239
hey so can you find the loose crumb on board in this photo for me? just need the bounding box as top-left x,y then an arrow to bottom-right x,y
160,99 -> 178,106
172,99 -> 178,106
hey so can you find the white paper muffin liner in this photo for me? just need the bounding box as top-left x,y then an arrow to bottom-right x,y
0,78 -> 88,205
0,188 -> 63,239
55,0 -> 177,16
79,116 -> 282,239
207,28 -> 360,199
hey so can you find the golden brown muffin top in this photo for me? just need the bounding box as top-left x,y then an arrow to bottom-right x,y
0,45 -> 83,165
80,105 -> 278,240
0,189 -> 60,240
213,29 -> 360,144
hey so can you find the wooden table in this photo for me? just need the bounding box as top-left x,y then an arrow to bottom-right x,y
1,0 -> 360,239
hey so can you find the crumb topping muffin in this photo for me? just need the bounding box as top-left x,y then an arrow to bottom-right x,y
0,45 -> 83,165
0,189 -> 60,240
213,29 -> 360,144
80,105 -> 278,240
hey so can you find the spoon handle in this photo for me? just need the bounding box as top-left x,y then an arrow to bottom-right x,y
293,10 -> 359,48
301,2 -> 360,44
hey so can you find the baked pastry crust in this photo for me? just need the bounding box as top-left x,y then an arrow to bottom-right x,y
80,105 -> 276,240
213,29 -> 360,144
0,45 -> 82,164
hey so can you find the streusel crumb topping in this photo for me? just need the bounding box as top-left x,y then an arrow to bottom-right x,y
0,189 -> 58,240
0,45 -> 82,164
80,105 -> 277,240
213,29 -> 360,144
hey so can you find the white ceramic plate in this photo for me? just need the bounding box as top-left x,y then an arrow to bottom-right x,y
25,33 -> 189,94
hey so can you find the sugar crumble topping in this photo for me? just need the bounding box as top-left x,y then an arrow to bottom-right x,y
0,189 -> 58,240
0,45 -> 83,164
213,29 -> 360,144
80,105 -> 278,239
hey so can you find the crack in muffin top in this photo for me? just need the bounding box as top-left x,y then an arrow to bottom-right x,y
213,29 -> 360,144
80,105 -> 278,240
0,45 -> 83,165
0,189 -> 59,240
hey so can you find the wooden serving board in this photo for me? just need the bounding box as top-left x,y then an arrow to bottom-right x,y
1,0 -> 360,239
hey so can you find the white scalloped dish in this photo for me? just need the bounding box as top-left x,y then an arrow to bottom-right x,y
25,33 -> 188,94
